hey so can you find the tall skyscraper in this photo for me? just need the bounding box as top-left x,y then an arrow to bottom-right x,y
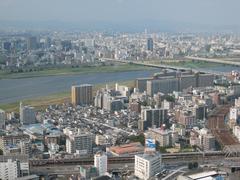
19,103 -> 36,125
71,84 -> 93,106
27,36 -> 38,50
147,38 -> 154,51
94,152 -> 108,176
139,108 -> 168,131
0,109 -> 6,129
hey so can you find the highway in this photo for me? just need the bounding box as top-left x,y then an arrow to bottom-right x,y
185,56 -> 240,67
101,58 -> 228,76
162,166 -> 187,180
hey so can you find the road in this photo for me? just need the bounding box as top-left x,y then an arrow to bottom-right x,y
185,56 -> 240,67
162,166 -> 187,180
102,58 -> 228,76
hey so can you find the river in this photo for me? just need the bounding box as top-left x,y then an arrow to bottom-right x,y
0,65 -> 239,104
0,69 -> 161,104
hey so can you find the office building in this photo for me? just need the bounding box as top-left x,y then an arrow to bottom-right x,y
94,152 -> 108,176
20,103 -> 36,125
71,84 -> 93,106
134,153 -> 162,180
0,109 -> 5,129
139,108 -> 168,131
147,38 -> 154,51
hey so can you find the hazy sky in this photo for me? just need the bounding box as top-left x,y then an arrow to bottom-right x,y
0,0 -> 240,31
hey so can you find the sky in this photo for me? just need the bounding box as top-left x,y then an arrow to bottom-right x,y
0,0 -> 240,32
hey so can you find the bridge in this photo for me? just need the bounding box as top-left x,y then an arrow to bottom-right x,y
185,56 -> 240,67
101,58 -> 228,76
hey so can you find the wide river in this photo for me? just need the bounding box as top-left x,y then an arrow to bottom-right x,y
0,65 -> 240,104
0,69 -> 161,104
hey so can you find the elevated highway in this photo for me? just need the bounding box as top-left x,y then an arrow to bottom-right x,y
101,58 -> 227,76
29,151 -> 224,167
185,56 -> 240,67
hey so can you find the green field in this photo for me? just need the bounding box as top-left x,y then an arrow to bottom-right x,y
0,63 -> 151,79
0,80 -> 135,113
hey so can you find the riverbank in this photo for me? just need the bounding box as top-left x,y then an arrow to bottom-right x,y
0,63 -> 151,79
0,80 -> 135,112
144,60 -> 218,69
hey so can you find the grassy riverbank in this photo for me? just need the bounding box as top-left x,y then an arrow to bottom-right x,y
0,63 -> 151,79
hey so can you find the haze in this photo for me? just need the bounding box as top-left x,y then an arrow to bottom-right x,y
0,0 -> 240,32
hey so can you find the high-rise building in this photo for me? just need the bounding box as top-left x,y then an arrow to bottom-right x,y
0,159 -> 20,179
27,36 -> 38,50
203,134 -> 215,151
147,78 -> 179,96
0,109 -> 6,129
19,103 -> 36,125
134,153 -> 162,180
71,84 -> 93,106
147,38 -> 154,51
94,152 -> 108,176
139,108 -> 168,131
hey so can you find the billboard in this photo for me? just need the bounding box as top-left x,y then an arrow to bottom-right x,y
145,138 -> 156,152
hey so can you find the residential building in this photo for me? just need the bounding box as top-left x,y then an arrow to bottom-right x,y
71,84 -> 93,106
94,152 -> 108,176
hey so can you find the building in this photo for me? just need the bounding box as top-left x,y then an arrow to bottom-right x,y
0,109 -> 5,129
0,135 -> 30,155
79,165 -> 98,179
203,134 -> 216,151
94,152 -> 108,176
71,84 -> 93,106
27,36 -> 38,50
0,159 -> 20,179
20,103 -> 36,125
134,153 -> 162,180
107,142 -> 144,156
147,38 -> 154,51
147,128 -> 172,147
66,131 -> 94,155
147,77 -> 178,96
0,155 -> 29,178
139,108 -> 168,131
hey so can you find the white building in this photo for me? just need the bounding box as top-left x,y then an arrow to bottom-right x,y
94,152 -> 108,176
65,130 -> 94,155
134,153 -> 162,180
0,159 -> 19,180
233,126 -> 240,142
0,109 -> 5,129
